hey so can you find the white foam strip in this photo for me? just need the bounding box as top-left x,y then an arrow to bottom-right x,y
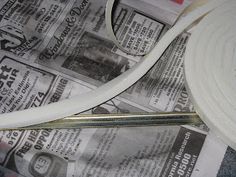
184,0 -> 236,150
105,0 -> 145,56
0,0 -> 230,128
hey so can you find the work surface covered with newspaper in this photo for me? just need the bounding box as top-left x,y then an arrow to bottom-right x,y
0,0 -> 232,176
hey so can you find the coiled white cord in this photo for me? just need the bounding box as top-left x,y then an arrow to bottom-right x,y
185,0 -> 236,150
0,0 -> 232,138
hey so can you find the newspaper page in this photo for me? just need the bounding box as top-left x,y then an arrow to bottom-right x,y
122,0 -> 195,25
0,0 -> 229,176
0,126 -> 227,177
0,0 -> 193,113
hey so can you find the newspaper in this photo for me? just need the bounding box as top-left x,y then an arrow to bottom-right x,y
0,0 -> 229,176
122,0 -> 195,25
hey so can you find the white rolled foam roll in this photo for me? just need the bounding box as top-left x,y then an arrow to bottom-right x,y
184,0 -> 236,150
0,0 -> 232,133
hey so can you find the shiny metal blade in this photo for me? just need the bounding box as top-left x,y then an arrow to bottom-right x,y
1,112 -> 202,130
